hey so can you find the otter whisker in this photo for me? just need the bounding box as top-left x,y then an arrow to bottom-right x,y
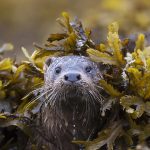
22,87 -> 43,101
30,82 -> 44,89
86,92 -> 95,120
46,89 -> 58,106
45,83 -> 66,118
88,86 -> 104,105
24,89 -> 52,110
94,89 -> 105,104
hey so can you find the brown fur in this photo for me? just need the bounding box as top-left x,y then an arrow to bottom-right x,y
30,56 -> 106,150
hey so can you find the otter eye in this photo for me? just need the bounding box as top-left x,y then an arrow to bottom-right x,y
55,67 -> 61,74
85,66 -> 92,72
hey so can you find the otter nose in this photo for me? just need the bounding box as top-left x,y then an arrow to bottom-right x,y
64,73 -> 81,82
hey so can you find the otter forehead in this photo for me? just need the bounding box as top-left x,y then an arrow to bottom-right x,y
50,56 -> 97,69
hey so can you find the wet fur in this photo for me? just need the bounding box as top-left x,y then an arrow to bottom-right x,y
31,56 -> 105,150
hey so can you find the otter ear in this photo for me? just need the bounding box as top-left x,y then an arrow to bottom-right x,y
97,63 -> 108,74
43,57 -> 55,71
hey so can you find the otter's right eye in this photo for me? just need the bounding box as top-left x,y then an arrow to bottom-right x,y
85,66 -> 92,73
55,67 -> 61,74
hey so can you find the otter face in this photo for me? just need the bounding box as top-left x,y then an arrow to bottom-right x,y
44,56 -> 103,105
45,56 -> 102,85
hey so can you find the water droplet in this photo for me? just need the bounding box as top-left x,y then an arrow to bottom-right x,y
65,121 -> 68,127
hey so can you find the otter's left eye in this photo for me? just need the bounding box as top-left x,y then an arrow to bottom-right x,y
85,66 -> 92,72
55,67 -> 61,74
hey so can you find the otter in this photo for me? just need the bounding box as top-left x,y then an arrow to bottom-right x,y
34,56 -> 106,150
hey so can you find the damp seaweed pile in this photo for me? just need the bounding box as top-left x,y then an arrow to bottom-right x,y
0,13 -> 149,149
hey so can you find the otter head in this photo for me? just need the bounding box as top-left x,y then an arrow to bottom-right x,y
43,56 -> 103,109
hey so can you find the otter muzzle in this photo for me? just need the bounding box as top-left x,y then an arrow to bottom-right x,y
64,73 -> 81,83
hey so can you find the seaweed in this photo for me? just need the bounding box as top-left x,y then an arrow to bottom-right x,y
0,12 -> 149,149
